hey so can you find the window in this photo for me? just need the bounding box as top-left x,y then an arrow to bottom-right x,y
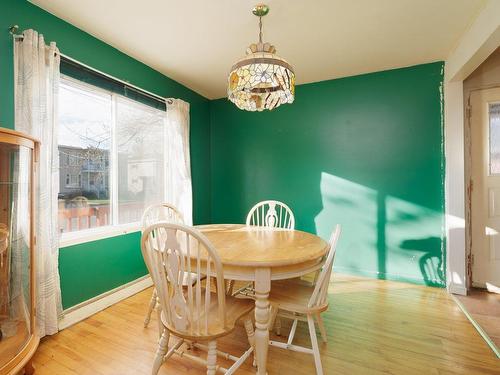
116,96 -> 165,224
58,78 -> 111,234
69,174 -> 79,186
69,154 -> 79,166
58,75 -> 168,238
489,102 -> 500,175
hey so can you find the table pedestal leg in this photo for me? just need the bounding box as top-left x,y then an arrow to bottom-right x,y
254,268 -> 271,375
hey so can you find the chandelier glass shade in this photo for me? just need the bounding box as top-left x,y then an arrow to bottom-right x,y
227,5 -> 295,112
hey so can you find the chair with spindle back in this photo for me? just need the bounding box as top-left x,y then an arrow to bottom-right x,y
141,203 -> 184,229
141,203 -> 185,331
267,225 -> 341,375
246,200 -> 295,229
229,200 -> 296,328
141,222 -> 255,375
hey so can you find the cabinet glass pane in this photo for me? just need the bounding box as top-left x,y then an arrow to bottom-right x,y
489,102 -> 500,174
0,143 -> 32,368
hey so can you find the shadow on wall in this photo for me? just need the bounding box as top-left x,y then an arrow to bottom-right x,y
400,237 -> 445,287
314,172 -> 445,287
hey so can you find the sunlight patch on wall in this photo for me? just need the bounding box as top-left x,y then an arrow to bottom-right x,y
314,172 -> 378,274
314,172 -> 445,286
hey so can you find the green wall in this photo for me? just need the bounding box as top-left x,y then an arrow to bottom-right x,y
58,233 -> 146,309
210,62 -> 446,287
0,0 -> 211,308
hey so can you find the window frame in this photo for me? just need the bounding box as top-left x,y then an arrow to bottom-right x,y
58,75 -> 168,247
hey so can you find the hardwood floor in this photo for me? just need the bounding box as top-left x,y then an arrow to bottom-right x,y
456,288 -> 500,352
32,275 -> 500,375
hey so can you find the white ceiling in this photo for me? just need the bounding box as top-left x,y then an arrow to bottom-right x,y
31,0 -> 486,99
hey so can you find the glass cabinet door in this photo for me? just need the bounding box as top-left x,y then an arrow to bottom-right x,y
0,142 -> 32,368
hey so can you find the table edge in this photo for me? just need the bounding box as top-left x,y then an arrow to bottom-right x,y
197,223 -> 329,268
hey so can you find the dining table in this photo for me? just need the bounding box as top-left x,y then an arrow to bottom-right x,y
197,224 -> 329,375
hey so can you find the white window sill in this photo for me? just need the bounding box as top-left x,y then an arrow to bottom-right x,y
59,222 -> 141,248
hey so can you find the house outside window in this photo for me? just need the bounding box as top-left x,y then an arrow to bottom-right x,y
58,75 -> 167,239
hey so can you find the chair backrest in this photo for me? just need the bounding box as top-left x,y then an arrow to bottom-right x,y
308,225 -> 341,309
246,200 -> 295,229
141,203 -> 184,231
141,222 -> 226,337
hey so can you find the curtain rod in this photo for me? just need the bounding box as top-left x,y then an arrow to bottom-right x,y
9,25 -> 174,106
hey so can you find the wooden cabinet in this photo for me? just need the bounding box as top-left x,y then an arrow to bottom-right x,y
0,128 -> 39,375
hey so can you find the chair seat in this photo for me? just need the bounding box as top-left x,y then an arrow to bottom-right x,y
268,279 -> 328,314
161,292 -> 254,340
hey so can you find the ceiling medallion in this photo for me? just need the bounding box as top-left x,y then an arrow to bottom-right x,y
227,4 -> 295,112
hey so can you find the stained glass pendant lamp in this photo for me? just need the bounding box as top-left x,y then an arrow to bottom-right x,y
227,4 -> 295,111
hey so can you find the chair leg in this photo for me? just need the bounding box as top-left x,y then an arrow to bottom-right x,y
156,302 -> 163,340
269,305 -> 279,331
243,315 -> 256,367
152,329 -> 170,375
269,305 -> 281,339
307,315 -> 323,375
275,316 -> 282,336
312,270 -> 320,286
211,277 -> 218,293
227,280 -> 235,296
315,313 -> 328,343
144,288 -> 157,327
206,340 -> 217,375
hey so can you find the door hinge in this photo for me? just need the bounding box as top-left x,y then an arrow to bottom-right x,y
471,254 -> 474,266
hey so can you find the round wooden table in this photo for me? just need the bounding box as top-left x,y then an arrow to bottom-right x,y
197,224 -> 328,375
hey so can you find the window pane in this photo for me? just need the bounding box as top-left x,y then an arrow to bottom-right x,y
58,79 -> 112,233
116,96 -> 165,224
490,103 -> 500,174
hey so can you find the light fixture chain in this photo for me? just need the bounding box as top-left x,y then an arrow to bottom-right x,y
259,16 -> 263,44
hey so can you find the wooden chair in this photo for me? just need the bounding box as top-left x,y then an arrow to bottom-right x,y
229,200 -> 296,309
267,225 -> 341,375
141,222 -> 255,375
141,203 -> 185,331
141,203 -> 184,228
245,200 -> 295,229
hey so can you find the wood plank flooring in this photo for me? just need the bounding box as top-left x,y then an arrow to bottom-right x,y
456,288 -> 500,351
31,275 -> 500,374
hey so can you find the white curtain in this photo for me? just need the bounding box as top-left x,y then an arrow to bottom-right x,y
14,29 -> 62,337
165,99 -> 193,225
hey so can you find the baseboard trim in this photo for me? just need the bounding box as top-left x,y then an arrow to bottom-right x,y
58,275 -> 153,330
333,266 -> 446,288
451,294 -> 500,359
448,282 -> 467,296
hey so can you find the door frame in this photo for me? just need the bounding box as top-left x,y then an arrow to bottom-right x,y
444,0 -> 500,295
465,86 -> 500,289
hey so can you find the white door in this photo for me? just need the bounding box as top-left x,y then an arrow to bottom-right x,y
470,87 -> 500,289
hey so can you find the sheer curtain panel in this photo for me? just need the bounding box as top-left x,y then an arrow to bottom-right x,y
165,99 -> 193,225
14,29 -> 62,337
